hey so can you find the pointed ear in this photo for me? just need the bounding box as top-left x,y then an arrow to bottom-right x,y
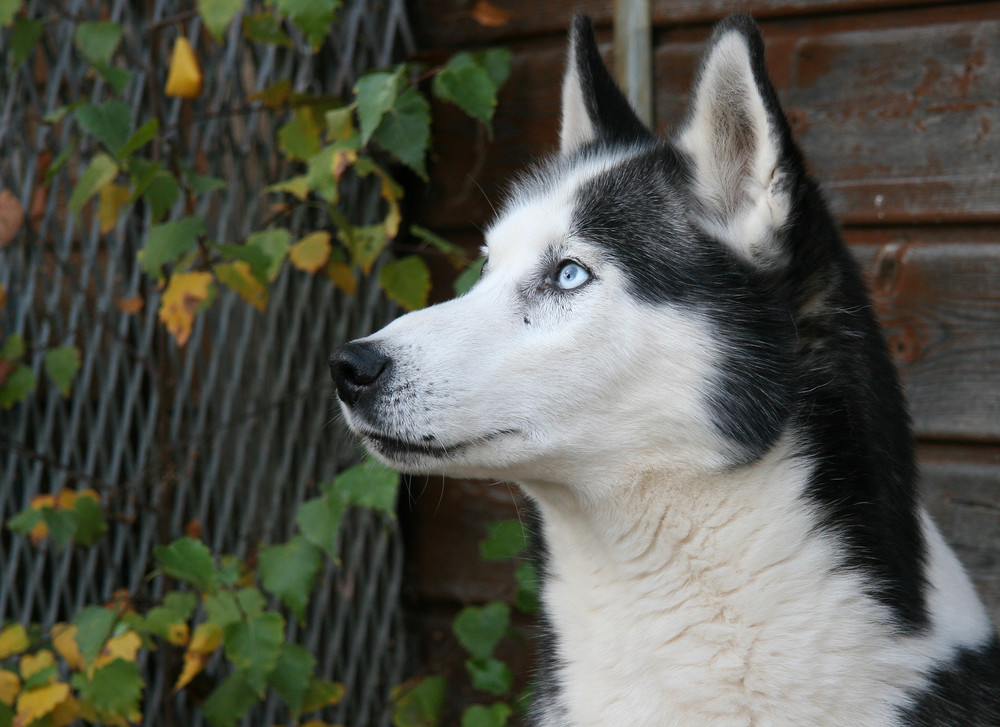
677,15 -> 796,263
560,14 -> 652,156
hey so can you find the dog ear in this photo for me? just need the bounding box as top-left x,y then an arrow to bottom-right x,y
560,14 -> 652,156
677,15 -> 796,264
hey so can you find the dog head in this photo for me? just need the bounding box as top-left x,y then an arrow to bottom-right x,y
330,15 -> 809,489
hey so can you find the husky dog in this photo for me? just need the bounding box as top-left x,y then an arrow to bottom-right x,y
330,14 -> 1000,726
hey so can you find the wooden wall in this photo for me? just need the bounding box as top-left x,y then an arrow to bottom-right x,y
402,0 -> 1000,717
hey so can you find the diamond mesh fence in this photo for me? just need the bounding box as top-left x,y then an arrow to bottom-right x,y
0,1 -> 413,725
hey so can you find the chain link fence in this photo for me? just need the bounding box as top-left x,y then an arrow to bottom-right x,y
0,1 -> 413,724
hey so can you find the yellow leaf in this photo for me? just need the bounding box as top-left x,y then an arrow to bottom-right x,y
214,260 -> 268,312
97,183 -> 131,234
19,650 -> 55,682
0,624 -> 29,660
301,721 -> 337,727
326,259 -> 357,296
165,37 -> 202,99
50,694 -> 80,727
14,681 -> 69,726
332,149 -> 357,182
166,622 -> 189,647
158,271 -> 214,347
173,652 -> 206,692
51,624 -> 85,671
188,622 -> 222,655
0,669 -> 20,706
56,489 -> 77,510
289,231 -> 331,274
95,631 -> 141,668
29,494 -> 55,510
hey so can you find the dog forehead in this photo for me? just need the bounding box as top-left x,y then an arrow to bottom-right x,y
486,151 -> 642,267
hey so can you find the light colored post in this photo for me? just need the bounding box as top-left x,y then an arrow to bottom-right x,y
613,0 -> 653,128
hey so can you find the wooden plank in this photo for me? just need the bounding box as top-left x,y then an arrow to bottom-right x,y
920,447 -> 1000,622
850,239 -> 1000,442
414,0 -> 944,48
418,7 -> 1000,230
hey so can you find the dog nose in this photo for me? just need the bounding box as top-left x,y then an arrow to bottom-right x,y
328,341 -> 391,406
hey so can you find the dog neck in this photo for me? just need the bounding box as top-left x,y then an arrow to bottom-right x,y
517,444 -> 952,727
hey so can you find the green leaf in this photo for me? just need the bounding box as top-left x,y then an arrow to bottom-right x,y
278,107 -> 322,161
74,102 -> 131,155
73,605 -> 118,665
23,663 -> 58,689
301,678 -> 344,711
189,172 -> 227,194
214,260 -> 268,311
202,670 -> 259,727
0,333 -> 24,361
138,216 -> 205,278
72,493 -> 107,545
10,17 -> 43,70
0,364 -> 35,409
142,170 -> 181,221
0,701 -> 12,727
295,491 -> 346,560
74,21 -> 122,66
268,642 -> 315,716
222,610 -> 284,694
325,105 -> 355,140
454,257 -> 485,297
466,657 -> 513,695
145,591 -> 197,639
433,53 -> 498,129
118,118 -> 159,158
332,458 -> 400,514
379,255 -> 431,311
0,0 -> 20,27
267,174 -> 310,201
274,0 -> 339,49
154,536 -> 218,593
42,507 -> 77,548
462,702 -> 512,727
204,587 -> 265,628
354,67 -> 405,144
479,520 -> 527,561
473,47 -> 513,89
410,224 -> 467,261
258,536 -> 322,623
371,85 -> 431,178
69,152 -> 118,212
93,61 -> 132,95
246,228 -> 291,281
6,505 -> 42,534
242,12 -> 292,46
45,143 -> 75,184
198,0 -> 242,40
392,676 -> 447,727
338,221 -> 387,275
72,658 -> 143,718
453,602 -> 510,659
513,560 -> 540,614
42,346 -> 80,397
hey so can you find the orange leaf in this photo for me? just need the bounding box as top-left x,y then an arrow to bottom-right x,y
471,0 -> 511,27
0,669 -> 21,706
56,489 -> 77,510
158,271 -> 214,347
51,625 -> 85,671
289,231 -> 332,274
115,295 -> 144,314
0,283 -> 7,310
0,624 -> 29,660
0,189 -> 25,249
165,37 -> 203,99
14,682 -> 70,727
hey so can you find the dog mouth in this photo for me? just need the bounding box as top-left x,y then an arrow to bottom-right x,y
359,428 -> 519,460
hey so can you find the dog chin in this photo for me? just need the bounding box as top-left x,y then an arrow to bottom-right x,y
355,426 -> 524,478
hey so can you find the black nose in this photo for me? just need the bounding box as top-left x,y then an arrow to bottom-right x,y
328,341 -> 391,407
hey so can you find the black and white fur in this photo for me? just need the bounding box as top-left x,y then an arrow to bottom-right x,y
329,15 -> 1000,726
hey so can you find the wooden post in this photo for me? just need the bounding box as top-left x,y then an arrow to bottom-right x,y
613,0 -> 653,128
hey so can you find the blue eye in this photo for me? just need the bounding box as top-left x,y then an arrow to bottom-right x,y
555,261 -> 591,290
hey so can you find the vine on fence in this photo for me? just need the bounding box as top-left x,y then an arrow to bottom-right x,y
1,0 -> 513,725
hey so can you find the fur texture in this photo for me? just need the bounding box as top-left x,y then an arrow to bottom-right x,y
329,14 -> 1000,726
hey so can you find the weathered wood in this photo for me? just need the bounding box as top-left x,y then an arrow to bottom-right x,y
414,0 -> 945,48
850,239 -> 1000,442
920,447 -> 1000,622
418,7 -> 1000,230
